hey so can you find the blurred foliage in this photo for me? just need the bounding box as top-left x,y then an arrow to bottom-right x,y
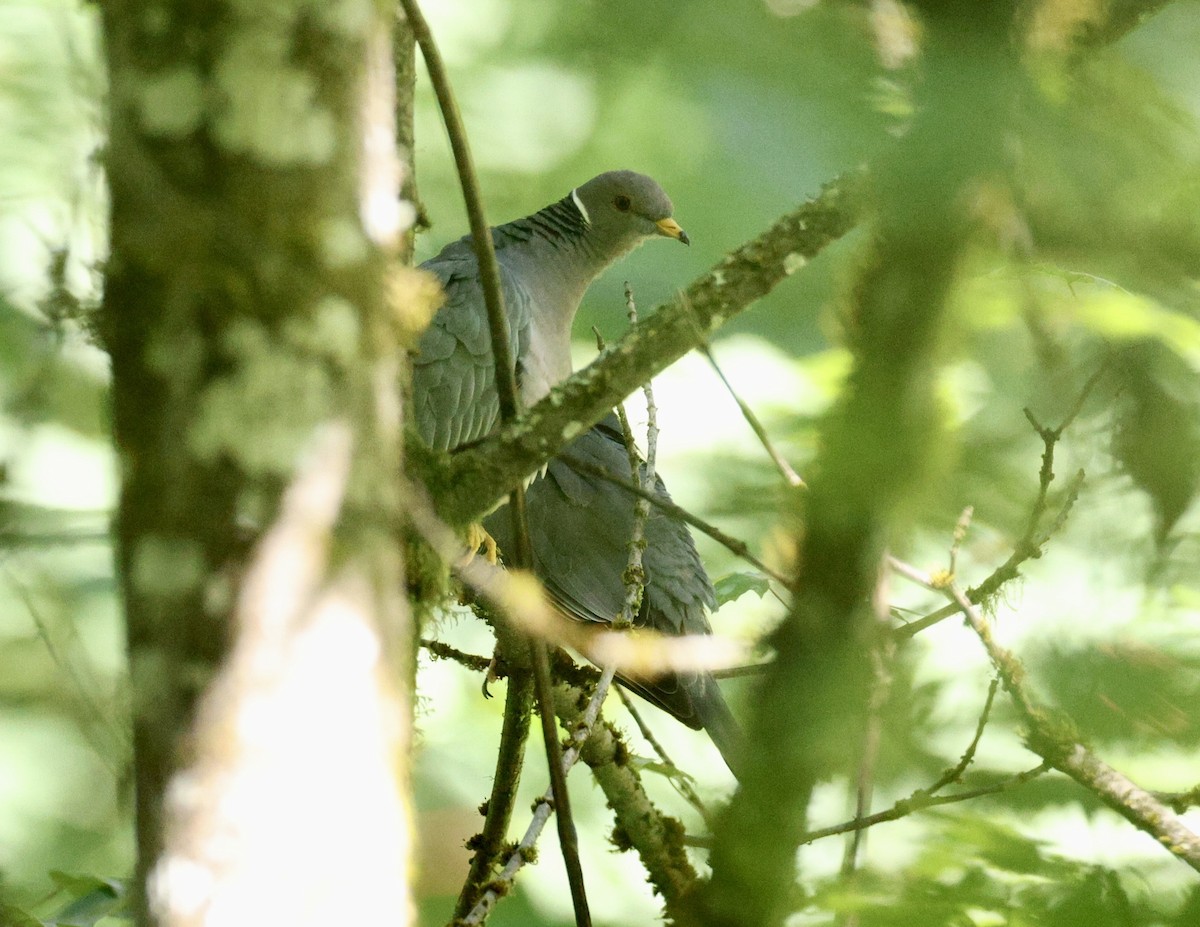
1112,342 -> 1200,540
810,812 -> 1200,927
4,0 -> 1200,924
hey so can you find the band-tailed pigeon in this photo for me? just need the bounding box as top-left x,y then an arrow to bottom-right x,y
483,417 -> 741,776
413,171 -> 741,776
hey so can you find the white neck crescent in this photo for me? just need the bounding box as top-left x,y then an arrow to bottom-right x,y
570,188 -> 591,225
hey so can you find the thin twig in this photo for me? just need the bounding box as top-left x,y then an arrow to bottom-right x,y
796,629 -> 1026,851
695,338 -> 805,488
453,669 -> 535,920
2,563 -> 127,771
1019,362 -> 1105,546
399,0 -> 516,422
402,2 -> 589,918
614,688 -> 715,828
946,579 -> 1200,872
420,638 -> 492,673
800,763 -> 1052,845
595,371 -> 645,751
948,506 -> 973,579
927,676 -> 1001,794
617,281 -> 655,634
1156,785 -> 1200,814
895,364 -> 1105,640
608,287 -> 716,825
526,609 -> 589,919
893,467 -> 1085,638
840,589 -> 894,882
559,452 -> 791,588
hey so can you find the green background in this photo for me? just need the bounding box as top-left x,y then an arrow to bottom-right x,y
3,0 -> 1200,923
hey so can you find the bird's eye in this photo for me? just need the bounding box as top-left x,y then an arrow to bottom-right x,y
613,194 -> 632,212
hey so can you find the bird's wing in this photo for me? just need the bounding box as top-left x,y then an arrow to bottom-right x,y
557,418 -> 715,627
483,420 -> 721,731
412,248 -> 532,451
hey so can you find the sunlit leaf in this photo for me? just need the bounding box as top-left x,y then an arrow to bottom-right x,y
44,873 -> 127,927
713,571 -> 772,606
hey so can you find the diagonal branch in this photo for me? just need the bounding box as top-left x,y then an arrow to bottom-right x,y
800,762 -> 1051,845
559,452 -> 791,587
953,577 -> 1200,873
892,558 -> 1200,874
694,338 -> 804,488
558,682 -> 698,921
421,172 -> 865,526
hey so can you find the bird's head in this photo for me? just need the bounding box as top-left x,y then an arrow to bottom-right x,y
570,170 -> 689,255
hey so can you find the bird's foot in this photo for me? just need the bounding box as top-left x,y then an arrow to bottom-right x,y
482,651 -> 501,698
458,522 -> 499,567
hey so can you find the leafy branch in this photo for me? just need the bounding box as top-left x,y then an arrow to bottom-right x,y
896,365 -> 1104,640
950,574 -> 1200,871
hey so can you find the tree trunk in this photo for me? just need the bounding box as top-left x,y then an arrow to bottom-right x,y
101,3 -> 418,924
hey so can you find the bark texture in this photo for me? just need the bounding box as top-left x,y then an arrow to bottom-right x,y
101,2 -> 419,923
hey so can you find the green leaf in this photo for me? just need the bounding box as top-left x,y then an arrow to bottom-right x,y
0,902 -> 42,927
45,873 -> 128,927
713,571 -> 772,606
47,873 -> 111,898
1112,343 -> 1200,539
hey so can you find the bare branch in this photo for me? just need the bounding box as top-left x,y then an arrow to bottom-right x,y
928,676 -> 1001,794
403,1 -> 589,912
1156,784 -> 1200,814
452,667 -> 534,920
420,638 -> 492,674
398,0 -> 517,424
941,579 -> 1200,873
840,602 -> 895,879
614,687 -> 716,828
895,364 -> 1104,640
801,763 -> 1052,845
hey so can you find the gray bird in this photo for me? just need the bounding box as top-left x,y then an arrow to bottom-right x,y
483,416 -> 742,777
412,170 -> 689,450
413,170 -> 741,777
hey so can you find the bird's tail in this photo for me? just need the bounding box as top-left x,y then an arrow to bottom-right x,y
694,677 -> 744,780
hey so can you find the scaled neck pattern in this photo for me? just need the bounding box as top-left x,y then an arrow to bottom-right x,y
496,193 -> 604,406
493,193 -> 590,253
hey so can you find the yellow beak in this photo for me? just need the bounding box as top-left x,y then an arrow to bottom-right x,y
655,217 -> 690,246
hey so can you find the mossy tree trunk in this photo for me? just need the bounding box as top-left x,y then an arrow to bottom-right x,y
699,3 -> 1021,925
101,2 -> 419,924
